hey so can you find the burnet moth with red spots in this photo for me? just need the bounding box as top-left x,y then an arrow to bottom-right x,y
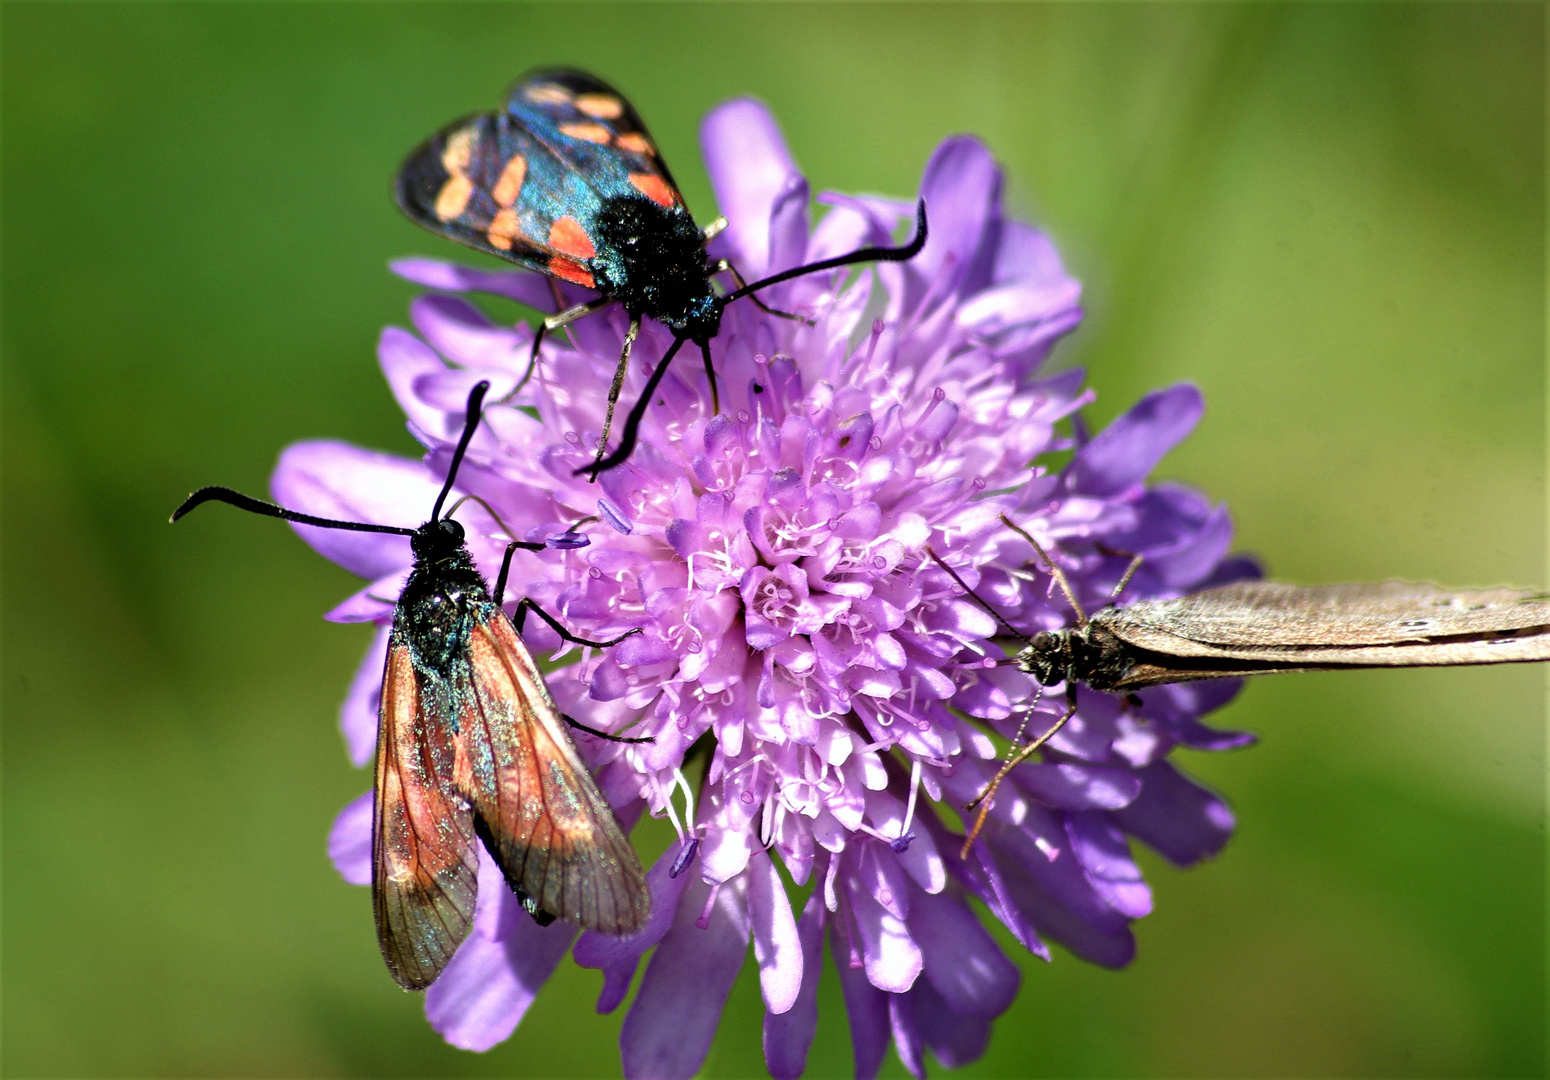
172,382 -> 649,989
394,68 -> 928,480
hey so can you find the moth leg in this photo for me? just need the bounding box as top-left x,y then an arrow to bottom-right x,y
508,295 -> 612,400
1000,514 -> 1088,627
580,335 -> 689,481
1094,541 -> 1144,603
590,316 -> 642,478
511,595 -> 642,650
960,687 -> 1078,859
493,534 -> 610,611
546,275 -> 567,312
700,216 -> 729,243
711,259 -> 814,325
561,713 -> 654,745
548,298 -> 612,332
698,339 -> 720,418
493,540 -> 547,609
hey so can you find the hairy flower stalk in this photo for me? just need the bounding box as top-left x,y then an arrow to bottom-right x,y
293,100 -> 1258,1079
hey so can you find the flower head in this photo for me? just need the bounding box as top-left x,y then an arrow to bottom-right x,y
294,99 -> 1257,1079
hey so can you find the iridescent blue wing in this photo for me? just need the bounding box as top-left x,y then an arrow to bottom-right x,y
396,110 -> 603,288
395,70 -> 688,293
503,69 -> 685,212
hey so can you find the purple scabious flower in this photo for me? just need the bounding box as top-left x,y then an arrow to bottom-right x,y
293,100 -> 1259,1079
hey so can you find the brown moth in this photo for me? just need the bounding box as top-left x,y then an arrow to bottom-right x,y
950,518 -> 1550,854
1016,579 -> 1550,691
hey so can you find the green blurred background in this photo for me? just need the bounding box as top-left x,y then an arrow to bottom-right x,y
3,3 -> 1543,1077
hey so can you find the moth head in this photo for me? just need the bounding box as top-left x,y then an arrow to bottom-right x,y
411,516 -> 466,561
1016,630 -> 1070,686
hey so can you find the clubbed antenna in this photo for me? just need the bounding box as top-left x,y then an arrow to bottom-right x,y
170,486 -> 415,536
722,200 -> 929,305
429,381 -> 491,523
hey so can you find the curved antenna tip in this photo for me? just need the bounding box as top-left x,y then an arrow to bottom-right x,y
170,485 -> 228,524
167,484 -> 416,537
429,380 -> 494,523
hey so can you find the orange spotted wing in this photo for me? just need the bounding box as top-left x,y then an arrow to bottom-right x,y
395,69 -> 686,291
393,71 -> 929,480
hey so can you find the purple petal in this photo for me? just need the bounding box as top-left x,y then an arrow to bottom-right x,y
620,873 -> 750,1080
701,99 -> 799,276
410,294 -> 527,370
1145,681 -> 1257,751
1104,483 -> 1212,554
573,846 -> 695,1013
270,441 -> 424,578
390,257 -> 562,309
1143,501 -> 1233,590
425,850 -> 577,1051
413,366 -> 520,413
1066,385 -> 1204,498
339,625 -> 389,766
955,276 -> 1082,335
323,571 -> 405,625
983,818 -> 1136,969
808,195 -> 886,261
992,219 -> 1074,291
889,993 -> 927,1079
1014,762 -> 1141,811
1110,760 -> 1236,866
1066,812 -> 1152,919
952,837 -> 1047,959
765,171 -> 811,278
832,924 -> 891,1080
701,819 -> 754,882
327,792 -> 372,885
763,890 -> 826,1080
1196,552 -> 1264,590
908,888 -> 1019,1017
900,137 -> 1001,309
848,876 -> 922,993
911,976 -> 993,1068
378,327 -> 457,439
747,846 -> 802,1014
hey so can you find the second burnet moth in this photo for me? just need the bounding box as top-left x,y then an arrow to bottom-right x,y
938,515 -> 1550,856
394,68 -> 928,480
172,382 -> 649,990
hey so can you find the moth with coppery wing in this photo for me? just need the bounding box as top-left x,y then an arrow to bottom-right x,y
173,383 -> 649,989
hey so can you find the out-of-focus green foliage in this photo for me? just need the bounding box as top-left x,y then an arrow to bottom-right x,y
3,4 -> 1541,1077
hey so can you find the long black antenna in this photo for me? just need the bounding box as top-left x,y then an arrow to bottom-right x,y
169,486 -> 416,535
722,200 -> 929,306
429,380 -> 491,523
